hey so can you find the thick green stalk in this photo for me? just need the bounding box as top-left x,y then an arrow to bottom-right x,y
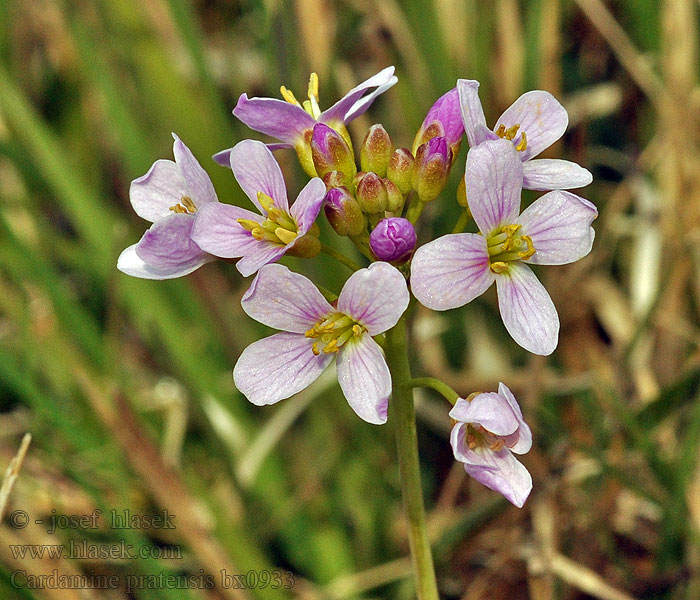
385,317 -> 439,600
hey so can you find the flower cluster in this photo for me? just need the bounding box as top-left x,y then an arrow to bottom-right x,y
118,68 -> 596,508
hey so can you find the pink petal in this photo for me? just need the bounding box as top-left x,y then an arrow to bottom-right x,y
171,134 -> 217,206
190,201 -> 262,257
518,190 -> 597,265
241,264 -> 334,333
232,93 -> 316,144
448,393 -> 519,436
135,213 -> 206,270
230,140 -> 289,212
457,79 -> 498,148
289,177 -> 326,236
337,262 -> 409,335
410,234 -> 494,310
319,66 -> 397,124
498,383 -> 532,454
496,262 -> 559,355
466,139 -> 523,235
522,158 -> 593,191
336,335 -> 391,425
495,90 -> 568,161
117,244 -> 211,280
233,332 -> 333,406
130,159 -> 184,222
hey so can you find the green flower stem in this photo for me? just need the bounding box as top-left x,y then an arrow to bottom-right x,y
405,196 -> 426,224
320,243 -> 362,272
451,209 -> 469,234
385,316 -> 439,600
407,377 -> 459,404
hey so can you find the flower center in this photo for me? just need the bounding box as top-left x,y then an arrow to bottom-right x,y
280,72 -> 322,119
495,123 -> 528,152
237,192 -> 299,246
169,195 -> 197,214
305,312 -> 366,355
465,424 -> 507,452
485,224 -> 535,274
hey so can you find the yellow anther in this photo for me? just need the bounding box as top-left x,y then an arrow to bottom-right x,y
467,434 -> 478,449
308,73 -> 319,101
312,342 -> 320,356
518,235 -> 535,260
169,204 -> 188,214
237,218 -> 259,232
251,227 -> 265,241
489,439 -> 505,452
275,227 -> 297,245
496,123 -> 521,141
490,261 -> 509,274
323,339 -> 339,353
257,191 -> 275,212
352,324 -> 363,337
515,131 -> 528,152
280,86 -> 301,106
181,196 -> 197,212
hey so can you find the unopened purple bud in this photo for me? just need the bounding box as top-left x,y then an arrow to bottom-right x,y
311,123 -> 357,186
370,218 -> 417,263
412,136 -> 451,203
324,187 -> 366,237
412,88 -> 464,154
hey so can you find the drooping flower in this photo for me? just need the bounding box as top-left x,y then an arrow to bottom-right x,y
233,262 -> 410,424
190,140 -> 325,277
117,134 -> 216,280
410,139 -> 597,355
214,68 -> 398,175
457,79 -> 592,191
450,383 -> 532,508
370,218 -> 416,263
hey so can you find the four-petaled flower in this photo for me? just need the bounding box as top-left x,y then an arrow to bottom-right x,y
411,139 -> 597,355
450,383 -> 533,508
190,140 -> 326,277
214,67 -> 398,171
117,134 -> 216,280
457,78 -> 592,191
233,262 -> 410,424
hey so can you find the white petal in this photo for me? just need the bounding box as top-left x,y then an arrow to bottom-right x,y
129,159 -> 185,222
522,158 -> 592,191
117,244 -> 210,280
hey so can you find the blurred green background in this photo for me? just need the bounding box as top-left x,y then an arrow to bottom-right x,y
1,0 -> 700,598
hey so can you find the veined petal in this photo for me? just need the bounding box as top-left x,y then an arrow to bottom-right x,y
410,234 -> 494,311
214,143 -> 296,168
466,139 -> 523,235
464,448 -> 532,508
130,159 -> 184,222
230,140 -> 289,212
448,393 -> 519,436
233,332 -> 333,406
498,382 -> 532,454
336,335 -> 391,425
337,262 -> 409,335
289,177 -> 326,236
171,134 -> 217,206
457,79 -> 497,147
190,202 -> 263,257
233,93 -> 316,144
135,213 -> 205,270
235,243 -> 288,278
117,244 -> 210,280
495,90 -> 568,161
241,264 -> 334,333
320,66 -> 397,124
519,190 -> 597,265
523,159 -> 593,191
496,262 -> 559,356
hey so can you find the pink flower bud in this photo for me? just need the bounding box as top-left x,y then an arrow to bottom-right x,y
412,136 -> 451,203
369,217 -> 417,263
360,124 -> 393,177
311,123 -> 357,187
324,187 -> 366,237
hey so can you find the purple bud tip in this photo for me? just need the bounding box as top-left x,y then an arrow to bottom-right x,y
422,88 -> 464,146
324,187 -> 350,212
369,217 -> 417,263
425,136 -> 450,161
312,122 -> 335,153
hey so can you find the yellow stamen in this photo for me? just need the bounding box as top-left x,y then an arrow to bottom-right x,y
518,235 -> 535,260
237,218 -> 259,232
275,228 -> 297,245
489,439 -> 506,452
323,339 -> 339,353
257,191 -> 275,212
280,86 -> 301,106
308,72 -> 319,100
169,204 -> 188,214
352,324 -> 363,337
490,261 -> 509,274
169,195 -> 197,214
515,131 -> 528,152
312,342 -> 320,356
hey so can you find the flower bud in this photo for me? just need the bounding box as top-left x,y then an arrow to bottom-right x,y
323,170 -> 347,191
383,178 -> 404,213
412,88 -> 463,157
311,123 -> 357,187
286,232 -> 321,258
369,217 -> 417,263
412,136 -> 451,203
386,148 -> 415,194
456,176 -> 469,210
356,172 -> 388,214
360,124 -> 393,177
324,187 -> 366,237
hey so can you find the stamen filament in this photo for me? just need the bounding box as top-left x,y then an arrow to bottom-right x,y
280,86 -> 301,106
